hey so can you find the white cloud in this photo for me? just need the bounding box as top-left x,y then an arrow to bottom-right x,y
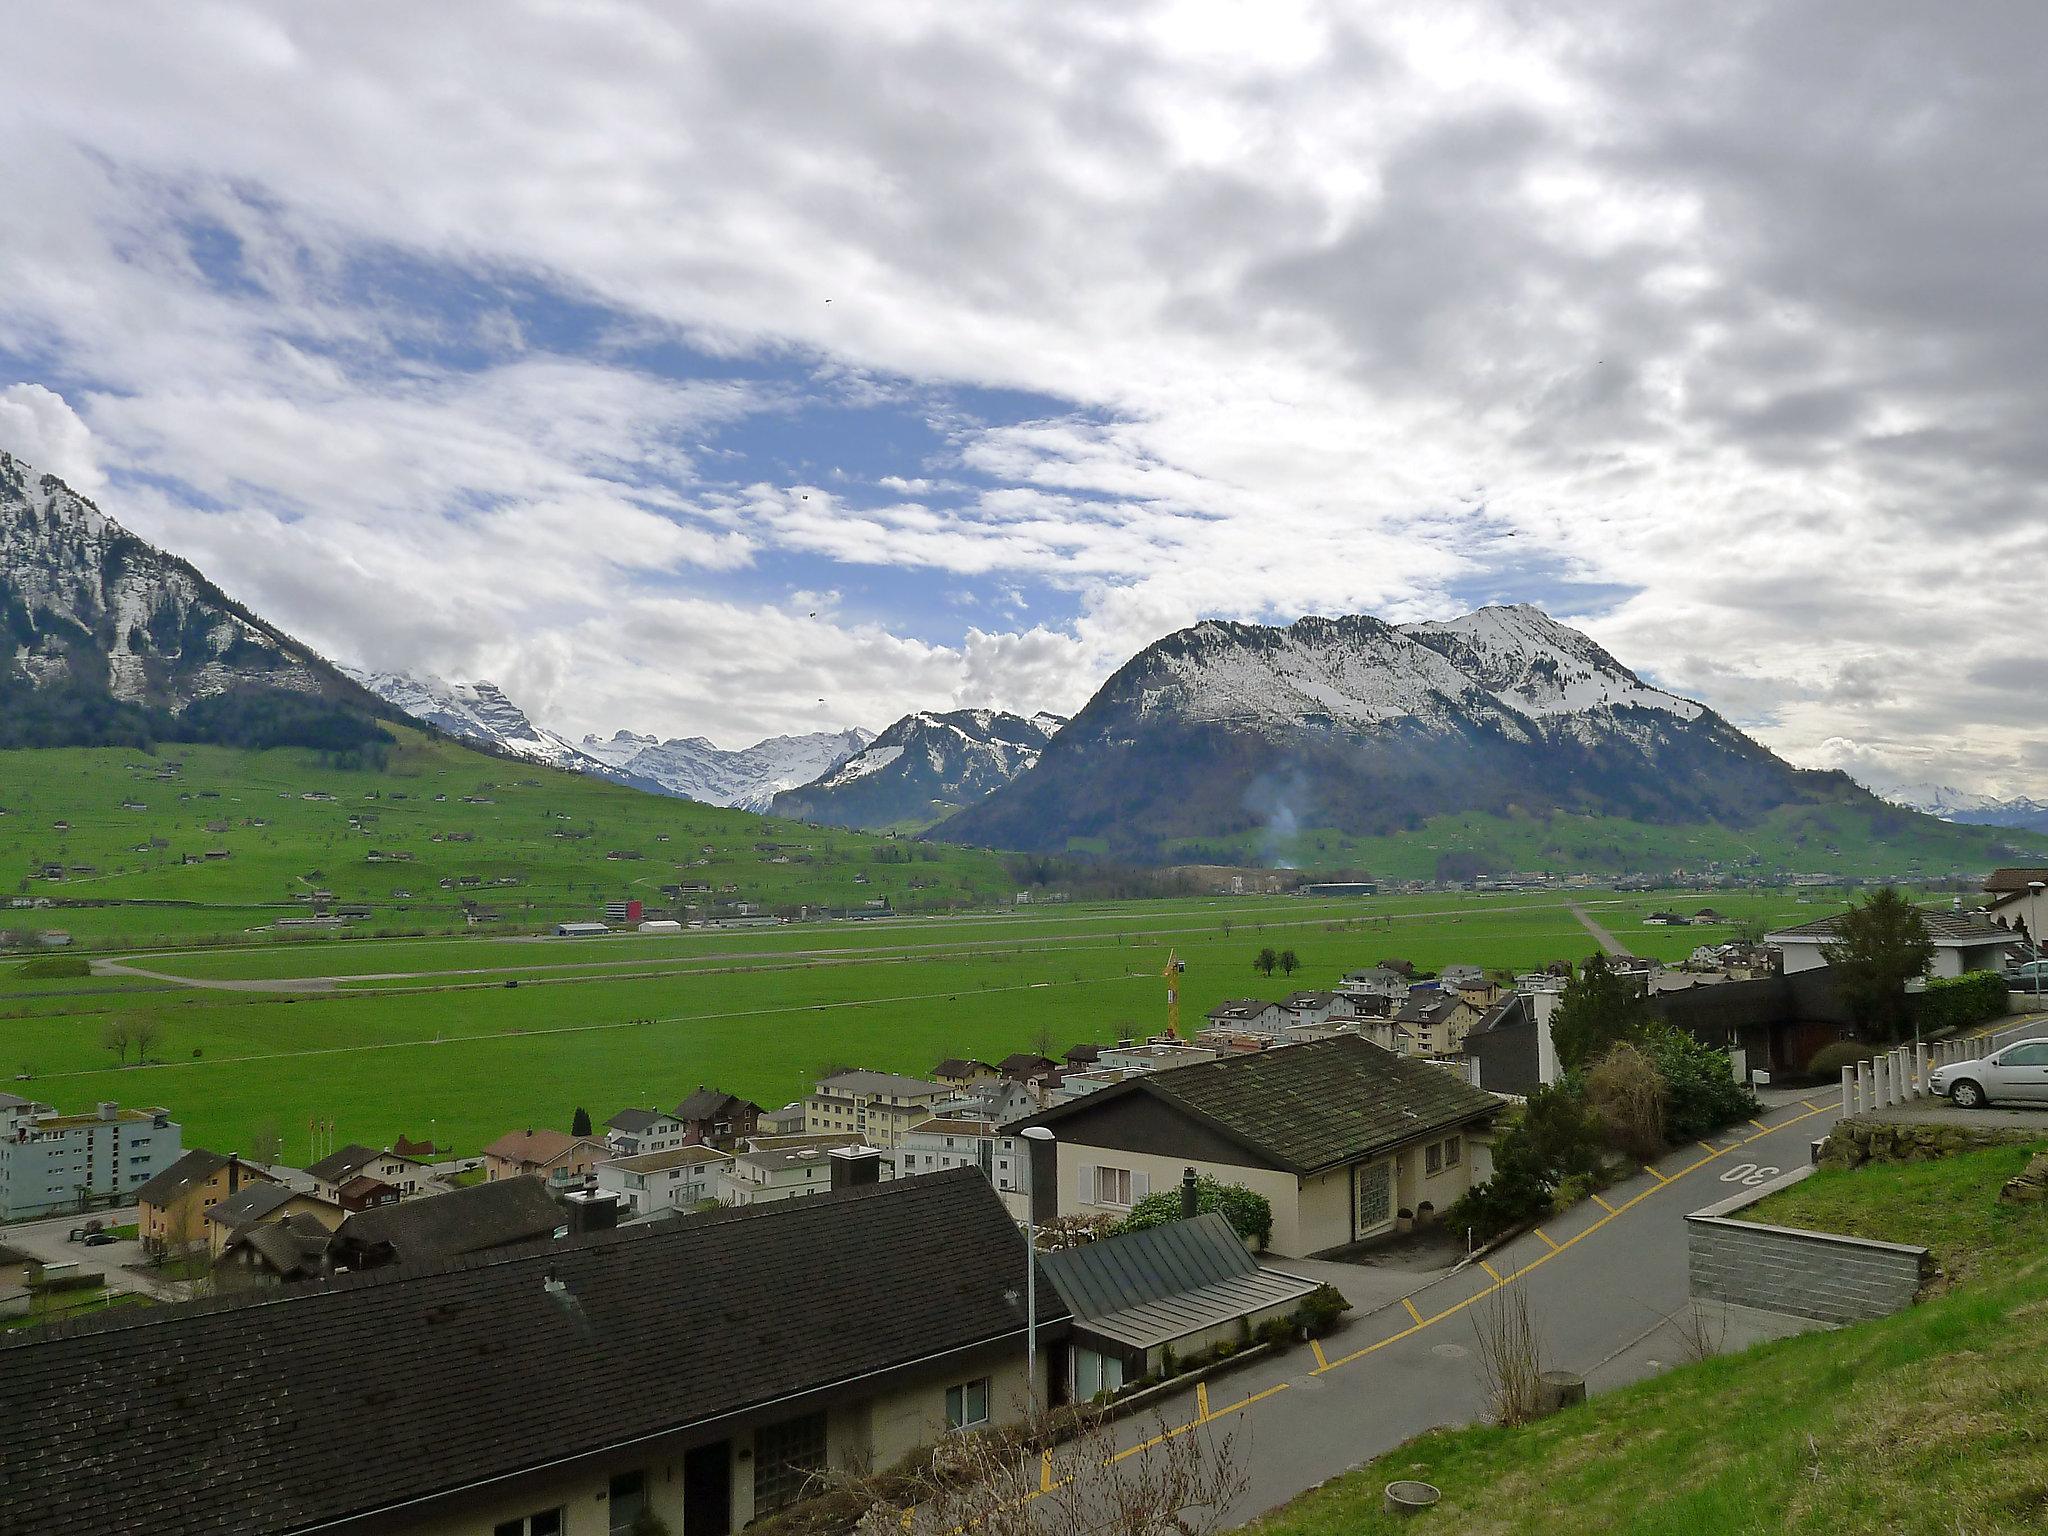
0,4 -> 2043,786
0,384 -> 103,493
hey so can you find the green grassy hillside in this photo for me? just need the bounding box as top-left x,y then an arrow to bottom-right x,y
1246,1143 -> 2048,1536
0,729 -> 1012,948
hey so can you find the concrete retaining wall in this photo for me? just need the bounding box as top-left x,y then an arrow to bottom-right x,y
1686,1166 -> 1933,1325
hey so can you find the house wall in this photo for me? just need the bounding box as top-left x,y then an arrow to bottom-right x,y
1046,1141 -> 1305,1251
144,1163 -> 276,1255
205,1192 -> 339,1259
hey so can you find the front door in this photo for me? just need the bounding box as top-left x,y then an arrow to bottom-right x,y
1352,1159 -> 1394,1240
683,1440 -> 731,1536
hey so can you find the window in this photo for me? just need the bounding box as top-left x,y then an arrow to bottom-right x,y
1443,1136 -> 1461,1168
494,1509 -> 563,1536
608,1470 -> 647,1534
946,1377 -> 991,1430
1092,1166 -> 1137,1207
754,1410 -> 828,1514
1425,1142 -> 1443,1176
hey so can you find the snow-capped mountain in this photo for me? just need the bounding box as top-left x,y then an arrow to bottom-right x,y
933,605 -> 1881,859
1,451 -> 389,748
1872,781 -> 2048,834
575,728 -> 875,811
341,668 -> 590,768
770,709 -> 1065,829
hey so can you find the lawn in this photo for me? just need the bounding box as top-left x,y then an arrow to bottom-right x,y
1243,1148 -> 2048,1536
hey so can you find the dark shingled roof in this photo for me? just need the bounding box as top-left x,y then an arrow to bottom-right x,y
131,1148 -> 232,1211
0,1169 -> 1062,1536
604,1107 -> 664,1133
673,1086 -> 762,1122
1985,867 -> 2048,894
331,1176 -> 565,1266
305,1143 -> 416,1184
1767,909 -> 2018,945
1021,1035 -> 1502,1174
203,1182 -> 297,1231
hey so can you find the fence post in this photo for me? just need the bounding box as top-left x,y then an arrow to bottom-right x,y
1856,1059 -> 1871,1114
1841,1065 -> 1854,1116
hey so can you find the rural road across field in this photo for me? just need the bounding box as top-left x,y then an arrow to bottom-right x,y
1085,1091 -> 1839,1525
1567,901 -> 1634,958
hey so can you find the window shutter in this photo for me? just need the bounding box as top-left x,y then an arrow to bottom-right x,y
1131,1170 -> 1150,1201
1077,1164 -> 1097,1205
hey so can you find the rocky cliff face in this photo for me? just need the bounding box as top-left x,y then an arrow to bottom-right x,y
770,709 -> 1063,829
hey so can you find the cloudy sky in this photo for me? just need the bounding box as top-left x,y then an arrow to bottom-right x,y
2,3 -> 2043,795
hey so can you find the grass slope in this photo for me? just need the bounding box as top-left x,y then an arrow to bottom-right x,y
1247,1143 -> 2048,1536
0,729 -> 1012,947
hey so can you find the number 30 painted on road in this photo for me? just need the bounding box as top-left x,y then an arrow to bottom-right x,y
1720,1162 -> 1780,1186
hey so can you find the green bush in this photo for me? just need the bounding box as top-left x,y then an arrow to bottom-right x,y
1118,1176 -> 1273,1249
1806,1038 -> 1874,1078
1255,1315 -> 1297,1349
13,955 -> 90,979
1293,1283 -> 1351,1338
1642,1028 -> 1760,1141
1917,971 -> 2010,1033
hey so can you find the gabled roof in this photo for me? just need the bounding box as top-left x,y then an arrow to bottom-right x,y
1767,909 -> 2019,945
203,1182 -> 298,1231
997,1052 -> 1058,1075
334,1176 -> 565,1263
673,1087 -> 762,1122
231,1212 -> 332,1279
306,1143 -> 424,1184
1019,1035 -> 1502,1175
1063,1043 -> 1103,1065
813,1069 -> 951,1098
933,1057 -> 995,1077
605,1107 -> 667,1133
1394,992 -> 1462,1025
3,1170 -> 1059,1536
1207,998 -> 1277,1020
1985,867 -> 2048,894
132,1149 -> 233,1211
480,1128 -> 603,1167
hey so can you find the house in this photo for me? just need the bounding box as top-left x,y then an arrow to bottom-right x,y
1280,990 -> 1346,1029
2,1169 -> 1065,1536
217,1210 -> 335,1284
805,1070 -> 956,1148
136,1150 -> 276,1257
1062,1043 -> 1104,1069
933,1057 -> 999,1086
1460,990 -> 1557,1098
673,1087 -> 764,1149
1041,1206 -> 1323,1398
1985,878 -> 2048,946
1643,911 -> 1690,926
897,1118 -> 1032,1201
597,1146 -> 733,1215
996,1052 -> 1060,1084
935,1076 -> 1040,1127
203,1182 -> 345,1260
1205,999 -> 1284,1035
307,1144 -> 437,1205
0,1100 -> 182,1221
335,1175 -> 402,1213
759,1102 -> 807,1137
1388,988 -> 1485,1058
604,1107 -> 689,1157
1766,909 -> 2019,979
480,1129 -> 610,1191
716,1144 -> 847,1206
1338,967 -> 1411,1014
1984,866 -> 2048,897
1017,1034 -> 1504,1257
328,1177 -> 569,1272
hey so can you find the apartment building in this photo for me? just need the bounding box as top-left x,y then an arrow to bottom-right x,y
0,1098 -> 181,1221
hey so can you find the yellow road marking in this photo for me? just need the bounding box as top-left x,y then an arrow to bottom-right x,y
1479,1259 -> 1504,1283
1642,1163 -> 1670,1184
1801,1099 -> 1823,1111
1205,1382 -> 1291,1420
1749,1118 -> 1770,1133
1040,1450 -> 1054,1492
1589,1192 -> 1616,1214
1534,1228 -> 1559,1252
1195,1382 -> 1210,1422
1402,1295 -> 1424,1323
1310,1338 -> 1329,1370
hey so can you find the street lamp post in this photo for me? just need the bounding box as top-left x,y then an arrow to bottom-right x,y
1019,1125 -> 1055,1402
2030,883 -> 2046,1001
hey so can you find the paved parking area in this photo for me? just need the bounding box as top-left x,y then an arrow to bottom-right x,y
1861,1099 -> 2048,1132
0,1208 -> 185,1300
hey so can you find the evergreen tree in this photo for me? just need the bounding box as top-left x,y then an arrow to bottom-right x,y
1821,888 -> 1935,1041
571,1106 -> 593,1138
1550,952 -> 1652,1073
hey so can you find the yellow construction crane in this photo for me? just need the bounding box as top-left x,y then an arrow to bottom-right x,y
1163,949 -> 1186,1039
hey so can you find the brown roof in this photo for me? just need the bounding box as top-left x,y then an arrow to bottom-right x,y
481,1129 -> 603,1167
1985,867 -> 2048,894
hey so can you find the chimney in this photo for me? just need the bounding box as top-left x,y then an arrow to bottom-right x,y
829,1145 -> 882,1191
228,1153 -> 240,1194
1180,1166 -> 1199,1222
97,1101 -> 117,1121
563,1190 -> 620,1235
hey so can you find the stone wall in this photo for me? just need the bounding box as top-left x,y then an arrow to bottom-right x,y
1686,1167 -> 1933,1325
1819,1116 -> 2044,1170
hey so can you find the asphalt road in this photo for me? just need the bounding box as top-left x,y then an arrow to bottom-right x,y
1089,1093 -> 1841,1525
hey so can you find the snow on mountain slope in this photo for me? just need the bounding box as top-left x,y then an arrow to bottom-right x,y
342,668 -> 588,767
585,728 -> 874,811
1400,605 -> 1704,721
1871,781 -> 2048,832
771,709 -> 1064,829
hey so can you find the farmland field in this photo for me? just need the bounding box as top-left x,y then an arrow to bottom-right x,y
1,888 -> 1842,1162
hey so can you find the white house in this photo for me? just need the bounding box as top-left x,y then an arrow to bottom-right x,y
603,1107 -> 688,1157
716,1144 -> 842,1206
596,1146 -> 731,1215
1767,909 -> 2019,979
896,1118 -> 1032,1200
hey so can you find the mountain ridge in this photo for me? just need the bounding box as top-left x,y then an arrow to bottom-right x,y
769,708 -> 1064,829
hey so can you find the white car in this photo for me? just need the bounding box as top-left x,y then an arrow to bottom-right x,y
1929,1038 -> 2048,1109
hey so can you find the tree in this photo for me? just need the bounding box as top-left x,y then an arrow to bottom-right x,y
1549,953 -> 1651,1073
100,1018 -> 133,1066
1278,949 -> 1299,976
571,1106 -> 593,1138
1119,1176 -> 1274,1249
1253,947 -> 1278,977
131,1014 -> 162,1065
1821,888 -> 1936,1041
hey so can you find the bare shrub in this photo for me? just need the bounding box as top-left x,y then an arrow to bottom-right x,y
1669,1299 -> 1728,1364
1471,1284 -> 1546,1427
1585,1041 -> 1667,1162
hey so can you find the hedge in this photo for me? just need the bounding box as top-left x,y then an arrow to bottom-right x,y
1917,970 -> 2010,1033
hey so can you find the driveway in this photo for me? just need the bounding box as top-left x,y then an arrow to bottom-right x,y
1860,1099 -> 2048,1134
1084,1094 -> 1842,1525
0,1207 -> 188,1301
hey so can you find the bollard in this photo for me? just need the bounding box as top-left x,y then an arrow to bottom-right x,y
1856,1059 -> 1872,1114
1841,1065 -> 1854,1116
